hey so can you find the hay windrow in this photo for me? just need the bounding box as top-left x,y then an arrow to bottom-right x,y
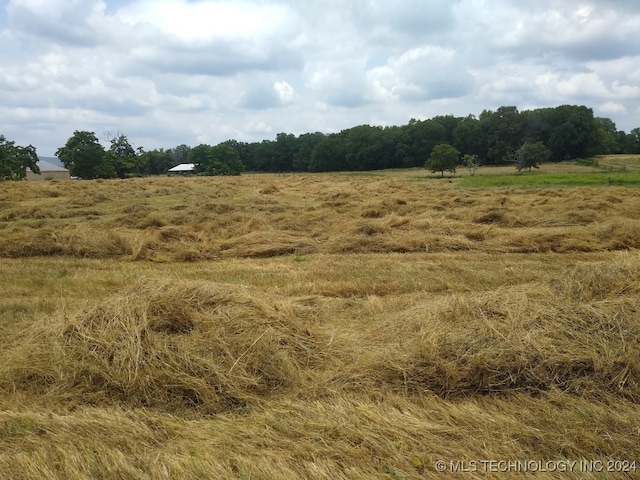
0,280 -> 328,414
358,291 -> 640,400
325,254 -> 640,400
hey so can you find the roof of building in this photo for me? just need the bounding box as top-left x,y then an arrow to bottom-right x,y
28,157 -> 69,173
168,163 -> 196,172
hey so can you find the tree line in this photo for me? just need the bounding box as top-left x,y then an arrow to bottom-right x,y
2,104 -> 640,180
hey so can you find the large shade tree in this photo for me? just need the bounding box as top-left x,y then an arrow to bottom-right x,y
106,132 -> 142,178
512,141 -> 551,172
0,135 -> 39,180
56,131 -> 113,179
189,144 -> 244,176
425,143 -> 460,177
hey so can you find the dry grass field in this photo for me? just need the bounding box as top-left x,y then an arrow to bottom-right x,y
1,161 -> 640,479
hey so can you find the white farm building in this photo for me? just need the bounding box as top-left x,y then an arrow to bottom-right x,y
168,163 -> 196,174
27,157 -> 71,181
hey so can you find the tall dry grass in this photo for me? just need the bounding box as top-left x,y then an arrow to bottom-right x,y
1,172 -> 640,479
2,175 -> 640,261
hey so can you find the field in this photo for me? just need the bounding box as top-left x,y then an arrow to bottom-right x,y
1,159 -> 640,479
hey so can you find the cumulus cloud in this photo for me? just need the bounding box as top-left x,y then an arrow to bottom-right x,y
7,0 -> 108,45
1,0 -> 640,154
600,102 -> 627,115
368,45 -> 474,102
274,81 -> 295,104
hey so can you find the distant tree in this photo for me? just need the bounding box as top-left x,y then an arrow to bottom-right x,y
221,139 -> 253,170
167,144 -> 191,168
343,125 -> 396,171
620,128 -> 640,154
293,132 -> 325,171
189,144 -> 244,176
407,119 -> 447,168
521,108 -> 552,146
244,140 -> 276,171
432,115 -> 462,145
0,135 -> 39,180
484,106 -> 525,165
139,148 -> 172,175
512,141 -> 550,172
425,143 -> 460,177
594,117 -> 620,154
308,133 -> 345,172
547,105 -> 599,160
106,132 -> 141,178
453,114 -> 488,162
189,144 -> 210,173
56,131 -> 112,179
208,144 -> 244,175
271,132 -> 298,172
390,125 -> 413,168
463,154 -> 480,176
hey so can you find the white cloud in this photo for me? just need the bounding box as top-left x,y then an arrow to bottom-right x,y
7,0 -> 112,45
368,45 -> 474,102
274,81 -> 295,104
1,0 -> 640,154
117,0 -> 297,42
600,102 -> 626,114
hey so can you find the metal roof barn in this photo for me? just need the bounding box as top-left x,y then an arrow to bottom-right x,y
27,157 -> 71,181
168,163 -> 196,173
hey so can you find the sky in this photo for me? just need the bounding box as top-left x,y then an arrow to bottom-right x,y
2,0 -> 640,156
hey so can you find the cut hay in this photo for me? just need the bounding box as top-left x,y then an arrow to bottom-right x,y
0,280 -> 327,414
1,177 -> 639,260
2,173 -> 640,479
0,225 -> 132,258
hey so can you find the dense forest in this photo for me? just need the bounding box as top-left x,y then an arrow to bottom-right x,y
142,104 -> 640,175
3,104 -> 640,180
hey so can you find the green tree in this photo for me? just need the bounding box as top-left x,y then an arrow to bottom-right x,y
0,135 -> 39,180
56,131 -> 112,179
432,115 -> 462,145
189,144 -> 244,176
620,128 -> 640,154
308,133 -> 345,172
425,143 -> 460,177
139,148 -> 171,175
463,154 -> 480,175
594,117 -> 619,154
343,125 -> 396,171
293,132 -> 325,171
271,133 -> 298,172
453,115 -> 488,162
221,140 -> 253,171
244,140 -> 275,172
209,144 -> 244,175
167,144 -> 191,168
547,105 -> 599,160
484,106 -> 525,165
407,119 -> 447,168
106,133 -> 141,178
512,141 -> 550,172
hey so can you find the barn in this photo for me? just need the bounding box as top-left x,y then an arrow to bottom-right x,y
27,157 -> 71,181
168,163 -> 196,175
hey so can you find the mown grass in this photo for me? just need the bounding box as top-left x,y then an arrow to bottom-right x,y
457,171 -> 640,188
1,163 -> 640,479
598,154 -> 640,172
406,154 -> 640,187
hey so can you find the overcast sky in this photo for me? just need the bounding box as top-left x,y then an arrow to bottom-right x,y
2,0 -> 640,156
